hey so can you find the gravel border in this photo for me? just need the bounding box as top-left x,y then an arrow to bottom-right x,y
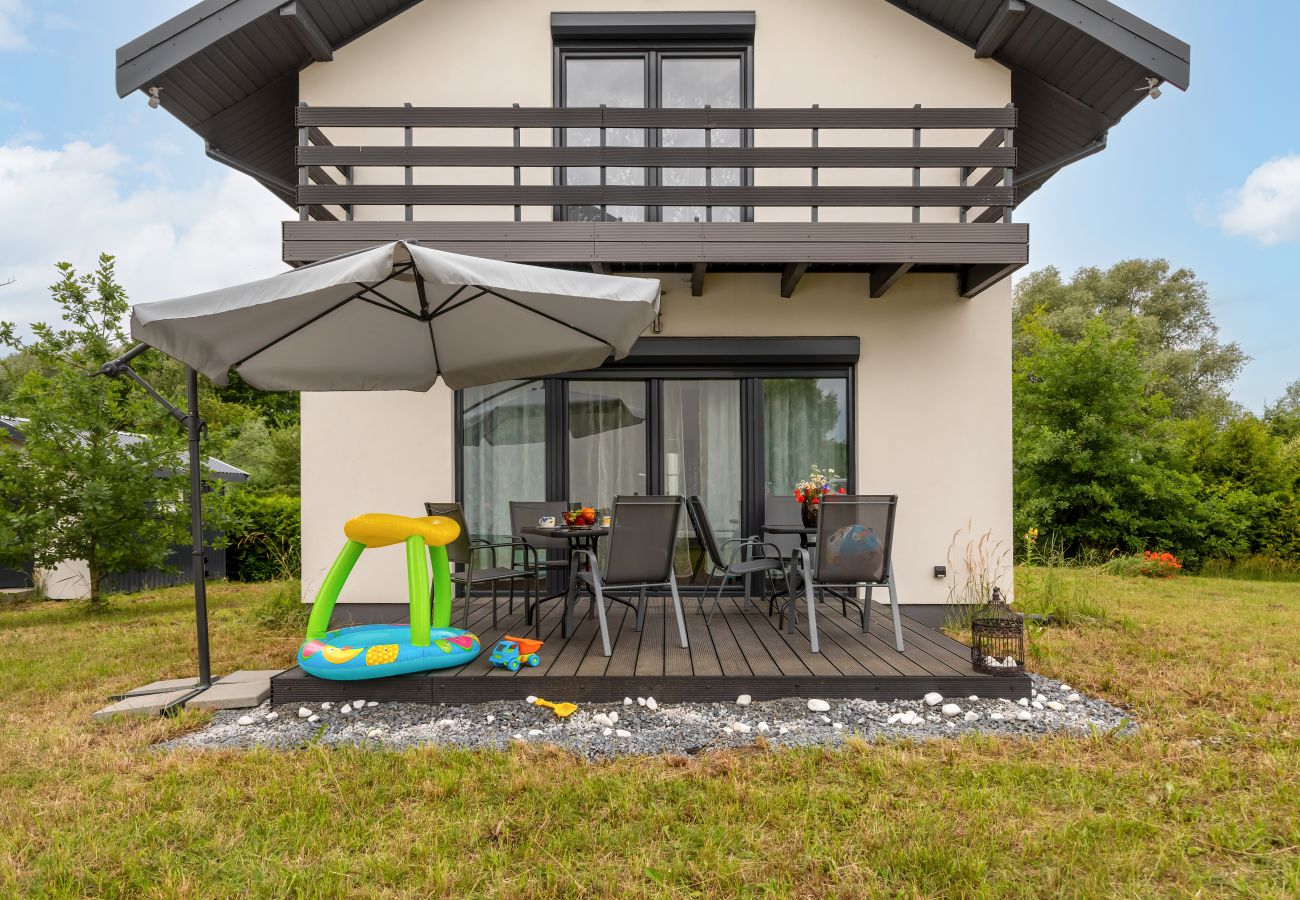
158,675 -> 1135,758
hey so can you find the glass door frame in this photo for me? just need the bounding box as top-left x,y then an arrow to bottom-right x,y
454,363 -> 856,550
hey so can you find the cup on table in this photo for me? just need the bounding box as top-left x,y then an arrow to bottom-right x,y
538,515 -> 556,528
600,515 -> 612,527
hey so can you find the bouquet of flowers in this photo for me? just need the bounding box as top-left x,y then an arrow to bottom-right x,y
793,466 -> 845,505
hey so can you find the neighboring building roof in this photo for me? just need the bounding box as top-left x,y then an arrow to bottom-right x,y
115,0 -> 1188,207
0,416 -> 250,483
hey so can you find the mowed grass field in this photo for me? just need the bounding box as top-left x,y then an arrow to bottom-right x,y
0,571 -> 1297,898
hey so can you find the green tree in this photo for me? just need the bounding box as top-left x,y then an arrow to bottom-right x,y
1264,379 -> 1300,440
1013,259 -> 1247,419
0,256 -> 189,602
1014,315 -> 1201,556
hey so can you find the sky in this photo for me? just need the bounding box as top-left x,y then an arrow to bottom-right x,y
0,0 -> 1297,411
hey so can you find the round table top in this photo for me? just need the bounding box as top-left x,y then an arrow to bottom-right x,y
520,525 -> 611,539
762,523 -> 816,534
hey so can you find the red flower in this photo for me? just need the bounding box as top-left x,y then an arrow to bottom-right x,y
794,490 -> 805,503
837,486 -> 846,494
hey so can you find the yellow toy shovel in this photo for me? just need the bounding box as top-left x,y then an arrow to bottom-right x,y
533,697 -> 578,719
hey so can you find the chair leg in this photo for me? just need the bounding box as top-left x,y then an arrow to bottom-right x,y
593,582 -> 612,657
508,580 -> 515,615
669,572 -> 688,649
887,569 -> 905,652
460,583 -> 470,629
798,550 -> 819,653
698,570 -> 716,614
704,572 -> 730,624
491,583 -> 498,628
862,584 -> 873,633
635,586 -> 648,632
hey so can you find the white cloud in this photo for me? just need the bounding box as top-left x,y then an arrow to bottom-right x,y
0,0 -> 29,50
1218,153 -> 1300,246
0,140 -> 288,337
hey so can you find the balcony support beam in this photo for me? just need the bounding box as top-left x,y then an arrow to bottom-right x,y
959,263 -> 1019,299
280,2 -> 332,62
780,262 -> 808,299
869,263 -> 912,299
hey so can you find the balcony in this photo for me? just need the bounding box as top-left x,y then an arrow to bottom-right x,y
285,105 -> 1028,298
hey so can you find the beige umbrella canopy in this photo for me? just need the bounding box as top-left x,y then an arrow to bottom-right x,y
131,241 -> 660,392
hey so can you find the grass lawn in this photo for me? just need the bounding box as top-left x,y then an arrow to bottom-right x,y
1,572 -> 1297,897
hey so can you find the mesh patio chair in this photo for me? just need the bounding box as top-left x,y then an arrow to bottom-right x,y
424,501 -> 535,629
573,497 -> 689,657
509,500 -> 571,632
685,495 -> 786,624
787,495 -> 902,654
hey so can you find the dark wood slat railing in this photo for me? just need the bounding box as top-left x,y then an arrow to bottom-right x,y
294,104 -> 1017,225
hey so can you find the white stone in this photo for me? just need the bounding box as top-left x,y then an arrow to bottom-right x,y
731,722 -> 751,733
941,703 -> 962,718
990,712 -> 1004,721
1067,693 -> 1081,703
736,694 -> 752,707
526,695 -> 538,705
1018,698 -> 1030,707
1000,698 -> 1012,705
1017,711 -> 1032,722
297,707 -> 312,718
367,728 -> 382,738
615,729 -> 632,738
778,726 -> 789,735
807,698 -> 831,712
1060,684 -> 1072,692
928,715 -> 941,723
757,721 -> 770,732
1032,701 -> 1044,710
637,697 -> 647,706
923,692 -> 943,706
624,697 -> 634,706
320,702 -> 332,710
1003,656 -> 1017,667
820,715 -> 832,724
984,655 -> 1002,668
308,715 -> 320,723
887,713 -> 904,725
964,711 -> 979,723
1047,701 -> 1066,711
485,714 -> 495,723
608,711 -> 619,724
513,733 -> 524,740
967,695 -> 979,701
236,715 -> 254,726
593,713 -> 614,728
832,722 -> 844,731
528,729 -> 543,737
603,728 -> 613,736
436,718 -> 456,727
265,712 -> 279,721
340,704 -> 353,714
366,701 -> 378,708
645,697 -> 658,711
353,700 -> 365,709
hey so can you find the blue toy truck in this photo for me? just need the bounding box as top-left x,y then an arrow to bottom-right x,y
488,635 -> 543,672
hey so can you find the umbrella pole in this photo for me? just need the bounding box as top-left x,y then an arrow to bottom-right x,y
186,366 -> 213,689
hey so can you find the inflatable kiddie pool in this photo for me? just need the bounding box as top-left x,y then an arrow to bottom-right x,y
297,513 -> 481,680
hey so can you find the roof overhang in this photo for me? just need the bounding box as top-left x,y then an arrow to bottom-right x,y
116,0 -> 1189,205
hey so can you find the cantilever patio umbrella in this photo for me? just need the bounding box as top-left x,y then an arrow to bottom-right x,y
99,242 -> 660,706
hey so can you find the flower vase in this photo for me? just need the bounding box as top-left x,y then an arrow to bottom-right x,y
800,496 -> 819,528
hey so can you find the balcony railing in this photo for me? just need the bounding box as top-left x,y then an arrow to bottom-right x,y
286,104 -> 1026,298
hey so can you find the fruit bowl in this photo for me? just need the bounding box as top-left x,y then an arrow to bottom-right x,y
563,506 -> 599,528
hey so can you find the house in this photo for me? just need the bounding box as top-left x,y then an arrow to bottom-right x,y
115,1 -> 1189,620
0,416 -> 248,598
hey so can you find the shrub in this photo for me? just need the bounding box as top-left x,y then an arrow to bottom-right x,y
226,492 -> 300,582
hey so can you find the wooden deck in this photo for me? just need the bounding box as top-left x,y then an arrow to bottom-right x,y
272,592 -> 1031,704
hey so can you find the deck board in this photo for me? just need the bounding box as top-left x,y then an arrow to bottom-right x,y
273,592 -> 1031,704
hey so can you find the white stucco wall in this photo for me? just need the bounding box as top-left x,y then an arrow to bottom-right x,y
297,0 -> 1014,605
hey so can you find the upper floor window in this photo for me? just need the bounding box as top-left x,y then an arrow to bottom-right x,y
557,43 -> 752,223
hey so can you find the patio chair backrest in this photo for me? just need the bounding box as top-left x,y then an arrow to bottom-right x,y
813,494 -> 897,585
764,494 -> 803,559
685,495 -> 726,571
604,498 -> 682,586
423,502 -> 473,565
509,500 -> 570,555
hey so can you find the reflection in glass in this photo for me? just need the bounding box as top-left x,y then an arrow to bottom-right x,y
461,380 -> 546,542
567,380 -> 647,513
663,380 -> 742,581
763,378 -> 849,498
564,58 -> 646,223
661,57 -> 742,223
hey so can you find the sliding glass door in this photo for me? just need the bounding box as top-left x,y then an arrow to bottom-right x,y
458,371 -> 852,586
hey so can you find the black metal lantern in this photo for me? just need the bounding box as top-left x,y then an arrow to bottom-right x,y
970,587 -> 1025,676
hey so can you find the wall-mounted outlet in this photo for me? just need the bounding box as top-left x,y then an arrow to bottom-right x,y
933,565 -> 947,578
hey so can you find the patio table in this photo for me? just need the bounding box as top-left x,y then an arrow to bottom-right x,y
761,523 -> 817,635
520,525 -> 610,638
